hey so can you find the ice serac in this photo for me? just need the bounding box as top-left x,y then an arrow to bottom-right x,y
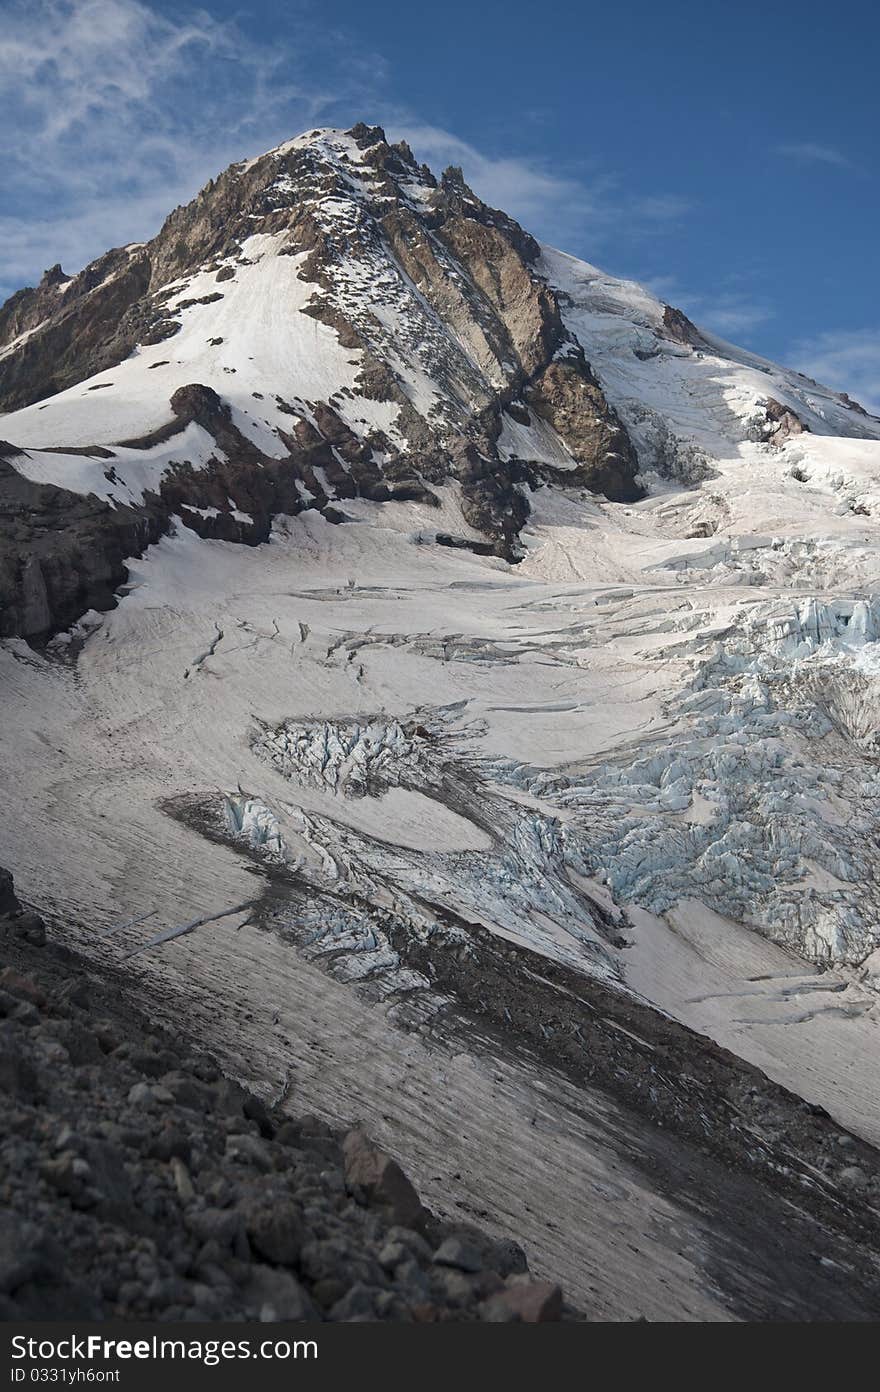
0,125 -> 642,635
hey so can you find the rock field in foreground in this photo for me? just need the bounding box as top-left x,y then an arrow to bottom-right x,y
0,868 -> 571,1323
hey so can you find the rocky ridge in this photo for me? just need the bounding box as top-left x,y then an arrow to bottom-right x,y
0,124 -> 643,637
3,124 -> 877,641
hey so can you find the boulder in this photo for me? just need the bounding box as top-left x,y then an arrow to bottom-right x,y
342,1128 -> 427,1230
493,1279 -> 563,1323
432,1236 -> 483,1273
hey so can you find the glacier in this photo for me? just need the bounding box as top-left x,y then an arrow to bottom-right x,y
4,123 -> 880,1317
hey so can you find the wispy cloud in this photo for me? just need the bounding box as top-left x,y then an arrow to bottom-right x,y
391,122 -> 693,250
693,296 -> 775,337
643,276 -> 775,342
0,0 -> 381,297
790,328 -> 880,414
1,0 -> 693,303
389,122 -> 593,227
773,142 -> 854,170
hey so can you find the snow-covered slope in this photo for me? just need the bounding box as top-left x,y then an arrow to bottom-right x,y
0,124 -> 659,638
1,123 -> 876,635
543,246 -> 880,461
4,123 -> 880,1317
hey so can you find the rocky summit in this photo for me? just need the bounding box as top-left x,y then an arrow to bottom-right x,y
3,123 -> 880,1322
0,123 -> 642,638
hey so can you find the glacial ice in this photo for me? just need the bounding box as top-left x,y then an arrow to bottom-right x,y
223,795 -> 284,855
251,716 -> 439,798
228,608 -> 880,973
487,592 -> 880,963
223,711 -> 623,979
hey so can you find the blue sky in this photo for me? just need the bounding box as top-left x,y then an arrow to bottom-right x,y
2,0 -> 878,407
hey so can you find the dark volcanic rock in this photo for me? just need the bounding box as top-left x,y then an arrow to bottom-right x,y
526,354 -> 642,501
0,123 -> 643,638
0,458 -> 163,639
661,303 -> 707,348
0,249 -> 152,413
0,863 -> 574,1323
0,867 -> 46,948
0,868 -> 17,918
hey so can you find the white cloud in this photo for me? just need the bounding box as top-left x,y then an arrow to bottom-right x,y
0,0 -> 693,303
694,297 -> 775,337
0,0 -> 376,297
391,122 -> 693,250
643,276 -> 774,341
773,142 -> 854,170
790,328 -> 880,414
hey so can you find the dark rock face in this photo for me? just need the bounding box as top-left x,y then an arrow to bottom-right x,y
0,867 -> 46,947
838,391 -> 875,419
0,866 -> 18,917
660,303 -> 708,348
0,249 -> 152,413
761,396 -> 809,445
0,124 -> 643,637
0,456 -> 163,640
526,354 -> 642,502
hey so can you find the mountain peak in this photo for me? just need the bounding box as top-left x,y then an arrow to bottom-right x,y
348,120 -> 389,147
0,120 -> 877,641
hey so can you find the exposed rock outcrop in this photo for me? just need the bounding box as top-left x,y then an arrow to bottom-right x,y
0,866 -> 571,1322
0,249 -> 153,413
526,353 -> 642,501
660,303 -> 707,349
761,396 -> 809,445
0,452 -> 163,640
